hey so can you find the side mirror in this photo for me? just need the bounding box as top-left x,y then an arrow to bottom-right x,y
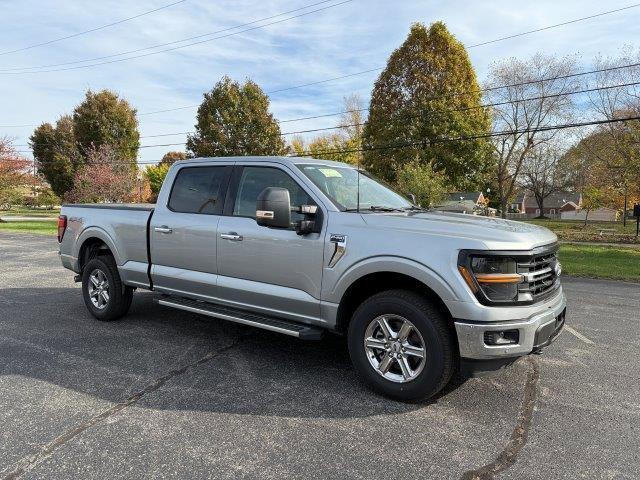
256,187 -> 291,228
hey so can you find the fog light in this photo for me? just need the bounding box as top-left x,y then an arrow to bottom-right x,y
484,329 -> 519,346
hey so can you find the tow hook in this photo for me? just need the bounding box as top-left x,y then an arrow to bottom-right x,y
74,274 -> 82,283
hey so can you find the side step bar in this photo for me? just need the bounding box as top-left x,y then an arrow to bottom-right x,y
156,296 -> 324,340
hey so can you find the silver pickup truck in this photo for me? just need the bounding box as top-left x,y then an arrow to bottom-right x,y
58,156 -> 566,401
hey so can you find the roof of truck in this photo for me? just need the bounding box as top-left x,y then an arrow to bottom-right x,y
174,156 -> 355,169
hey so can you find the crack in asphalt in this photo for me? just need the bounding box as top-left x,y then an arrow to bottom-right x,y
1,335 -> 247,480
460,356 -> 540,480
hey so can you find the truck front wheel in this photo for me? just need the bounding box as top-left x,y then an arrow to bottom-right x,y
347,290 -> 456,401
81,256 -> 133,321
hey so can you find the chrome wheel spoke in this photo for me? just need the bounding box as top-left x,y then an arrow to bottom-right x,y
403,344 -> 425,359
398,357 -> 413,380
90,275 -> 99,287
87,269 -> 109,310
100,290 -> 109,304
397,321 -> 413,342
377,317 -> 394,340
378,353 -> 394,373
365,337 -> 386,350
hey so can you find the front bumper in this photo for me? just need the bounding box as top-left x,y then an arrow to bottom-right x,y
454,290 -> 566,360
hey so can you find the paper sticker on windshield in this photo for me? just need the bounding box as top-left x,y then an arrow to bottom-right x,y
318,168 -> 342,178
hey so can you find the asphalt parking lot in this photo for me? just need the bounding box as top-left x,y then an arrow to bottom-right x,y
0,232 -> 638,480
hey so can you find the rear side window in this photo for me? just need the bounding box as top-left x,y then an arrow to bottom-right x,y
168,166 -> 230,215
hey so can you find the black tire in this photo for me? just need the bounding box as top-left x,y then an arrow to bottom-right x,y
347,289 -> 456,401
81,255 -> 133,321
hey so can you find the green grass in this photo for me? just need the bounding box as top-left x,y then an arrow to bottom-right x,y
0,207 -> 60,217
522,218 -> 639,244
559,244 -> 640,282
0,220 -> 57,235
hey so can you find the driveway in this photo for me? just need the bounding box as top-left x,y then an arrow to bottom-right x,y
0,232 -> 638,479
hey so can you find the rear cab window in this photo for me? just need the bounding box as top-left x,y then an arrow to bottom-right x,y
168,166 -> 231,215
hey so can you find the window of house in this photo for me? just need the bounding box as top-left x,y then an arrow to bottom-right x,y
550,209 -> 555,214
536,209 -> 540,215
168,166 -> 230,215
233,166 -> 314,223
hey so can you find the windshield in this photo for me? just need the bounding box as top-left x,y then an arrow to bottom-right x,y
297,163 -> 413,211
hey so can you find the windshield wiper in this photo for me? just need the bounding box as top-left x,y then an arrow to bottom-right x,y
343,205 -> 405,212
403,205 -> 429,212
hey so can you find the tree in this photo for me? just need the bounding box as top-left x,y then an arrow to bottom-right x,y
30,89 -> 140,197
0,137 -> 31,210
34,188 -> 60,209
587,48 -> 640,224
581,186 -> 606,225
289,94 -> 367,165
519,140 -> 571,218
30,116 -> 82,197
395,158 -> 449,207
187,77 -> 285,157
362,22 -> 492,189
485,53 -> 579,218
144,163 -> 171,199
159,151 -> 187,166
66,145 -> 138,203
73,90 -> 140,165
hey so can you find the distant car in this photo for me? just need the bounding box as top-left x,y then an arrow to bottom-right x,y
58,156 -> 566,401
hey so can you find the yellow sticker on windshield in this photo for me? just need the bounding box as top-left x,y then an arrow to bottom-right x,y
318,168 -> 342,178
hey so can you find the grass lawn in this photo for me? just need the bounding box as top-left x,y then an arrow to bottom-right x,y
0,220 -> 57,235
523,218 -> 639,244
0,207 -> 60,217
558,244 -> 640,282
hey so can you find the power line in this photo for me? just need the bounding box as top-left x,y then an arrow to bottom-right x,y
0,0 -> 352,75
0,0 -> 188,56
133,4 -> 640,116
11,115 -> 640,166
11,78 -> 640,149
292,114 -> 640,157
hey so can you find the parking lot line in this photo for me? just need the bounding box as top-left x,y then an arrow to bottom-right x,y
564,326 -> 595,345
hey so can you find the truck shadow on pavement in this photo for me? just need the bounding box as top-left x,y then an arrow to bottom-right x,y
0,288 -> 522,421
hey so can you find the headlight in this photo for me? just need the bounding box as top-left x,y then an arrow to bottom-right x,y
458,254 -> 523,304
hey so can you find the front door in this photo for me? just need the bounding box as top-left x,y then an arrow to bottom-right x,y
150,164 -> 232,300
216,164 -> 325,324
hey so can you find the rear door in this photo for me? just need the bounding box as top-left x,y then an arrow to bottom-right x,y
216,163 -> 326,324
150,164 -> 232,300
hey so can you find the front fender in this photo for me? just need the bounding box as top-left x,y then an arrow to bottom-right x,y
326,255 -> 460,306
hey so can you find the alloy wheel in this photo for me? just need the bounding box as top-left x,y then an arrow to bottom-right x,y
88,269 -> 110,310
363,314 -> 426,383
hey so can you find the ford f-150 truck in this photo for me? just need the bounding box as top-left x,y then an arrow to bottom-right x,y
58,156 -> 566,401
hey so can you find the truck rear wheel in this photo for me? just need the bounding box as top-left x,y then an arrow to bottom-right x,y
347,290 -> 455,401
81,256 -> 133,321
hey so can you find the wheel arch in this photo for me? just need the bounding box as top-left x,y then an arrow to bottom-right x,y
334,270 -> 455,335
76,229 -> 119,273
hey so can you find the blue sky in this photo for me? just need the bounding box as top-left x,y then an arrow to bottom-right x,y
0,0 -> 638,165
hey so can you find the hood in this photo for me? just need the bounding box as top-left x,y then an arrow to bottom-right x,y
360,211 -> 557,250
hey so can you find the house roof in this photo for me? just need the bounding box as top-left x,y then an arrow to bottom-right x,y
446,191 -> 483,203
436,200 -> 478,212
523,191 -> 581,209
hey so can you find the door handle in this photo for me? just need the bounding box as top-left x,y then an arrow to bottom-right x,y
220,232 -> 243,241
154,226 -> 173,234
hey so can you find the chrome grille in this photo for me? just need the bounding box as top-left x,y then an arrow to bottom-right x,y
517,247 -> 560,302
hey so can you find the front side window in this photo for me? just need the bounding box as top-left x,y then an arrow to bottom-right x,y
168,166 -> 229,215
233,166 -> 314,223
297,163 -> 412,211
